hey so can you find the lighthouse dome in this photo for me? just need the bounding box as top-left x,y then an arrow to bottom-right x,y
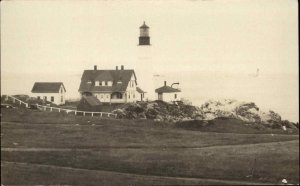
140,21 -> 149,29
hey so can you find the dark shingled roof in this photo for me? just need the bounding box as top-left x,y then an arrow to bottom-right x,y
140,22 -> 149,29
155,86 -> 181,93
82,96 -> 102,106
78,69 -> 137,93
31,82 -> 66,93
136,87 -> 146,93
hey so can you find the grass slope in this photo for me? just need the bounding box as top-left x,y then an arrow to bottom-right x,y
176,118 -> 299,134
1,108 -> 299,185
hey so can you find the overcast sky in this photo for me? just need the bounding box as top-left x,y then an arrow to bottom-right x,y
1,0 -> 298,122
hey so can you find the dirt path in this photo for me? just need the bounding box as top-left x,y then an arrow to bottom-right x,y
1,161 -> 273,185
1,139 -> 298,152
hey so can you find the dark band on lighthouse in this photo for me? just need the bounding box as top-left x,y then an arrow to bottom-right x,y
139,21 -> 150,45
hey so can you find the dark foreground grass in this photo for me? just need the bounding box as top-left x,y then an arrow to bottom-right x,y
1,122 -> 299,149
2,140 -> 299,184
1,162 -> 266,186
1,108 -> 299,185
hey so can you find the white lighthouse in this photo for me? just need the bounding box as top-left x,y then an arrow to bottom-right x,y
135,21 -> 156,101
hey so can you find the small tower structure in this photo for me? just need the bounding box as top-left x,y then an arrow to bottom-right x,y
139,21 -> 150,45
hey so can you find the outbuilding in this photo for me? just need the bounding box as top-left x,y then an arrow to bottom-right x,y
136,87 -> 146,101
31,82 -> 66,105
77,95 -> 102,112
155,81 -> 181,102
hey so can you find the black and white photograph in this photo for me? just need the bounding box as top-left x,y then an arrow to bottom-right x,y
1,0 -> 299,185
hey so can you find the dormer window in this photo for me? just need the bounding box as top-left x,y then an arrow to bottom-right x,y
95,81 -> 100,86
117,80 -> 122,84
107,81 -> 113,86
87,81 -> 92,84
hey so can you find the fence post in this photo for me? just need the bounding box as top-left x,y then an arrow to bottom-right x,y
83,112 -> 85,116
91,112 -> 94,117
75,111 -> 77,115
58,108 -> 61,113
100,113 -> 103,117
50,107 -> 53,112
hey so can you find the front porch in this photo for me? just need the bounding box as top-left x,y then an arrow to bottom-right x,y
110,92 -> 126,103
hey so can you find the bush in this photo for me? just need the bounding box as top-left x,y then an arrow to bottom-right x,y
145,108 -> 158,119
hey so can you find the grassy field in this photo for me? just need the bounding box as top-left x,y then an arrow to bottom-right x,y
1,108 -> 299,185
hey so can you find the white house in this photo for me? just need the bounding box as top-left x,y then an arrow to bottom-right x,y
155,81 -> 181,102
78,65 -> 146,103
31,82 -> 66,105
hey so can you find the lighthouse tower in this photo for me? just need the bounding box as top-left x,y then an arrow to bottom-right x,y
139,21 -> 150,45
136,21 -> 156,101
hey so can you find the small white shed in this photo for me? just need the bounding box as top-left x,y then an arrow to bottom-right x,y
155,81 -> 181,102
31,82 -> 66,105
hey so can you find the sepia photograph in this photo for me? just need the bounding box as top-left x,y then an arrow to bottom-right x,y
1,0 -> 299,185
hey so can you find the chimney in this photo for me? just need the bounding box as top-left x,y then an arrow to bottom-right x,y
116,66 -> 118,70
164,81 -> 167,86
94,65 -> 97,70
121,65 -> 124,70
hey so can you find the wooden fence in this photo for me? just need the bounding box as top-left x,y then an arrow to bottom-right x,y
4,95 -> 117,118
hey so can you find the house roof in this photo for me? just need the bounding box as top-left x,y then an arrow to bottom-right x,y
136,87 -> 146,93
95,71 -> 114,81
155,86 -> 181,93
140,22 -> 149,29
82,96 -> 102,106
78,69 -> 137,93
31,82 -> 66,93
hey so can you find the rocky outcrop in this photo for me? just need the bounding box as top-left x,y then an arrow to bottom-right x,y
200,99 -> 282,124
113,100 -> 202,122
112,99 -> 298,130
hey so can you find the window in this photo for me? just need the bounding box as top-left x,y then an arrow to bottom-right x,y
61,96 -> 63,102
37,96 -> 40,100
106,95 -> 109,98
51,96 -> 54,102
128,94 -> 130,99
43,96 -> 47,101
174,94 -> 177,99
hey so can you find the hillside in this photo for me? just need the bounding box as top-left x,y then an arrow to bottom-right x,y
112,99 -> 299,131
2,95 -> 298,131
1,107 -> 299,185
